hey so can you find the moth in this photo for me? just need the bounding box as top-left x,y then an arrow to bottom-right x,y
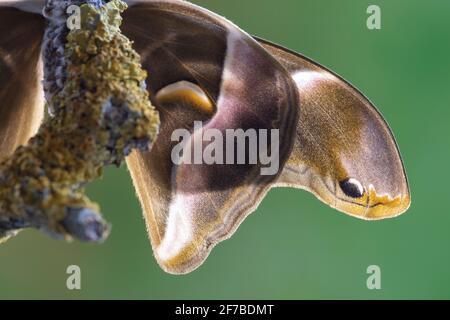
0,0 -> 410,274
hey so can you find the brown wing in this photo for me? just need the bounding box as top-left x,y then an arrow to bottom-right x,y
0,5 -> 45,162
258,38 -> 410,220
122,0 -> 298,274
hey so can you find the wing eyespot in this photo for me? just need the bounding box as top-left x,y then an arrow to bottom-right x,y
339,178 -> 365,198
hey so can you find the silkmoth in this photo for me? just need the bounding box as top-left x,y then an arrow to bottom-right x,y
0,0 -> 410,274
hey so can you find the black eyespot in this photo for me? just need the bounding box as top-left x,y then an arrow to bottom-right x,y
339,178 -> 364,198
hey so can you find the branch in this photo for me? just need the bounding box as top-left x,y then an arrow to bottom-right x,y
0,0 -> 159,243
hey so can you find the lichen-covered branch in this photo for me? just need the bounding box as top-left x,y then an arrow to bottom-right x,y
0,0 -> 159,243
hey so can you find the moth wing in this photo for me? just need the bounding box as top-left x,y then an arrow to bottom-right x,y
0,0 -> 44,14
257,38 -> 410,220
0,5 -> 45,162
122,1 -> 298,274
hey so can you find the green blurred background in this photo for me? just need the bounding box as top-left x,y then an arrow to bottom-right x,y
1,0 -> 450,299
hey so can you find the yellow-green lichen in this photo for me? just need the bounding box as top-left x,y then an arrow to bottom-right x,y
0,0 -> 159,242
